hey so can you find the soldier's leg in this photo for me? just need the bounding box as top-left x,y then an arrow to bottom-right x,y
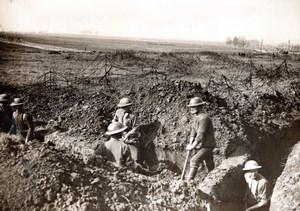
204,149 -> 215,172
128,144 -> 139,163
187,148 -> 211,180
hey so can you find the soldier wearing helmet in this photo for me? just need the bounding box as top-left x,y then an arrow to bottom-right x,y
243,160 -> 271,211
186,97 -> 216,180
9,98 -> 35,143
112,97 -> 141,163
0,94 -> 13,133
95,122 -> 152,174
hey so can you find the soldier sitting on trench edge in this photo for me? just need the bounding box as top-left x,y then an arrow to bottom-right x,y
9,98 -> 35,143
112,97 -> 141,163
243,160 -> 271,211
95,122 -> 157,175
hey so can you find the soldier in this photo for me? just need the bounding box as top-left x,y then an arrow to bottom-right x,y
112,97 -> 141,162
9,98 -> 35,143
186,97 -> 216,180
0,94 -> 13,133
243,160 -> 271,211
96,122 -> 152,174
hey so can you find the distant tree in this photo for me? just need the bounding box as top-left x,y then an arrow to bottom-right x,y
238,36 -> 247,48
226,37 -> 232,46
232,36 -> 239,47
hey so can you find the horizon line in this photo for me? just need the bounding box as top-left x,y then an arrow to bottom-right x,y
0,30 -> 294,46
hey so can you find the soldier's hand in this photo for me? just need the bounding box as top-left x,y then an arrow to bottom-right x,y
186,144 -> 194,151
189,137 -> 194,144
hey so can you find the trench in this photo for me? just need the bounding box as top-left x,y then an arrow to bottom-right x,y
43,119 -> 300,210
144,120 -> 300,210
252,120 -> 300,191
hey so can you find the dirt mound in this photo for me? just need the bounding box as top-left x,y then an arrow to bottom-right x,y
0,134 -> 215,211
0,134 -> 110,211
270,141 -> 300,211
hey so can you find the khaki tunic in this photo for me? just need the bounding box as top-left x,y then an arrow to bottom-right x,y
12,112 -> 34,140
101,138 -> 136,168
113,108 -> 138,131
112,108 -> 140,144
245,173 -> 271,207
190,113 -> 216,148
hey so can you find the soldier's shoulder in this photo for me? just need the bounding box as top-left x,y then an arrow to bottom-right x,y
129,112 -> 138,118
23,113 -> 33,119
115,109 -> 125,115
198,113 -> 211,120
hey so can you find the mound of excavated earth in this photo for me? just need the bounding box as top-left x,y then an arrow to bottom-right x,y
270,141 -> 300,211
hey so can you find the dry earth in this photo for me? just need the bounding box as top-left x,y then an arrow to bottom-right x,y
0,34 -> 300,211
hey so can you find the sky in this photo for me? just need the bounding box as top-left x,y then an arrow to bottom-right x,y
0,0 -> 300,44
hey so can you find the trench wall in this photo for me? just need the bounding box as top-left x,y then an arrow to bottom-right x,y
270,141 -> 300,211
196,119 -> 300,209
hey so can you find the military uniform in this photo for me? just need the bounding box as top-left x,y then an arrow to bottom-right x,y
112,108 -> 140,162
10,112 -> 34,141
188,113 -> 216,179
0,94 -> 13,133
97,137 -> 136,169
0,103 -> 13,133
245,173 -> 271,211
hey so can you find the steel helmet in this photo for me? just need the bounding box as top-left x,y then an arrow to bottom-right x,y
187,97 -> 206,107
243,160 -> 262,171
105,122 -> 127,135
10,98 -> 24,106
0,94 -> 9,102
117,97 -> 133,108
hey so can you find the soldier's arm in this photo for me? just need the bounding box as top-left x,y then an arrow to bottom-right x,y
123,145 -> 137,169
9,118 -> 16,135
124,115 -> 141,140
124,126 -> 141,140
246,181 -> 270,211
94,142 -> 106,157
257,181 -> 271,207
24,114 -> 34,141
194,116 -> 209,144
187,117 -> 208,150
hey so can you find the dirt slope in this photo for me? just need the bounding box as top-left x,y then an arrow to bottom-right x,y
270,141 -> 300,211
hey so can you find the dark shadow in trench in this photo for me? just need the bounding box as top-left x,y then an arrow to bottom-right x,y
138,120 -> 161,168
138,120 -> 182,174
249,120 -> 300,188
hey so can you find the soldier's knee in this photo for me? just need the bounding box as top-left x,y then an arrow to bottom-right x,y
190,158 -> 199,168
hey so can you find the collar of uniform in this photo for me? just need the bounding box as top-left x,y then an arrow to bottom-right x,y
110,137 -> 121,142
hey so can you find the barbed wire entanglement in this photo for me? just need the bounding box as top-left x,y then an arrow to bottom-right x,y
28,50 -> 300,99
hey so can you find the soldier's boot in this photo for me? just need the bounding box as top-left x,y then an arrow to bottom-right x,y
187,167 -> 198,181
206,161 -> 215,173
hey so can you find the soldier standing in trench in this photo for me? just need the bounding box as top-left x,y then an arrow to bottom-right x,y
95,122 -> 153,174
9,98 -> 35,143
112,97 -> 141,163
185,97 -> 216,180
243,160 -> 271,211
0,94 -> 14,133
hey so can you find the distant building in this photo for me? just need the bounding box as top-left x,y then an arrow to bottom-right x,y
81,31 -> 98,36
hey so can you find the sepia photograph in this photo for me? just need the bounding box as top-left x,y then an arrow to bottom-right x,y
0,0 -> 299,210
